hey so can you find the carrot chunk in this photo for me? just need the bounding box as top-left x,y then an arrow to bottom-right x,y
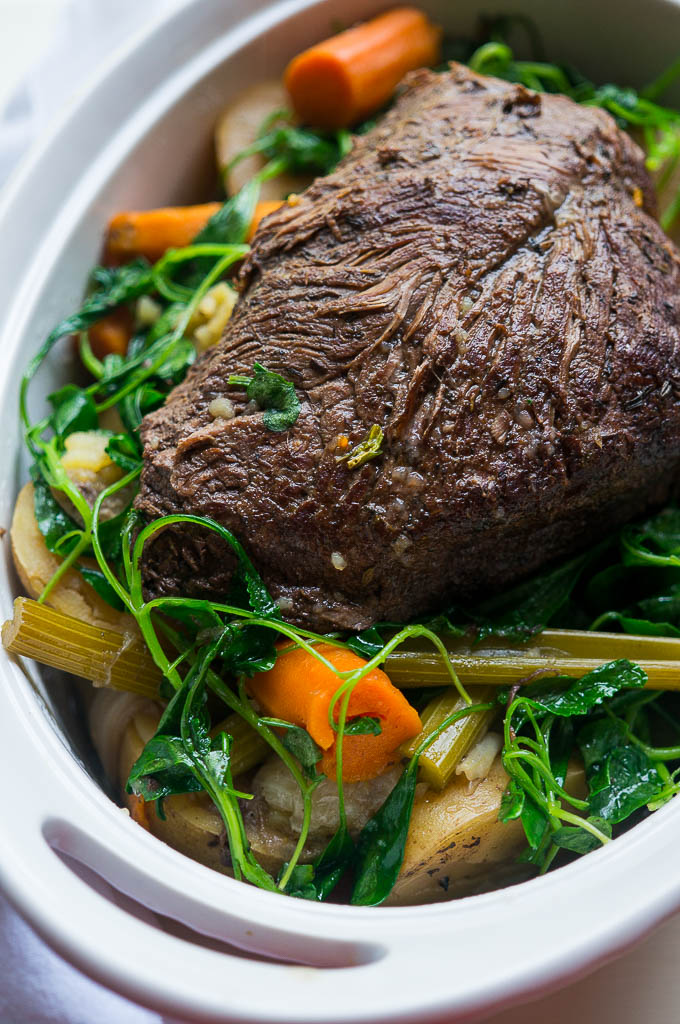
284,7 -> 442,130
105,202 -> 222,264
248,643 -> 421,782
87,306 -> 134,360
105,199 -> 284,263
247,199 -> 285,240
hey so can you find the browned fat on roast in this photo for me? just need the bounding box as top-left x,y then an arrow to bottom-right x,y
137,63 -> 680,632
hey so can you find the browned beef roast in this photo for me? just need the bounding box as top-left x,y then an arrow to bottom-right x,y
137,63 -> 680,631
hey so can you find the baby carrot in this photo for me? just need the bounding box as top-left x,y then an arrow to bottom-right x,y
284,7 -> 442,130
105,202 -> 222,264
247,199 -> 285,240
248,643 -> 421,782
87,306 -> 134,360
105,199 -> 283,263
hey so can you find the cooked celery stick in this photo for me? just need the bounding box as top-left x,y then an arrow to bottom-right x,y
2,597 -> 162,698
6,598 -> 680,708
401,686 -> 496,790
385,629 -> 680,691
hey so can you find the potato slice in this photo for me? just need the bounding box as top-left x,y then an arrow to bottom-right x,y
386,757 -> 587,905
215,80 -> 313,200
10,482 -> 132,632
113,696 -> 229,873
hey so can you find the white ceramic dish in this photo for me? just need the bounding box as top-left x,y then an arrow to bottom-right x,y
2,1 -> 680,1020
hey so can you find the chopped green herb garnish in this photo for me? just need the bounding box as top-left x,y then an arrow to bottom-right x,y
337,424 -> 384,469
228,362 -> 300,432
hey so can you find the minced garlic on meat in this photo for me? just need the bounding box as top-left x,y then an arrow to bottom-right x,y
208,397 -> 235,421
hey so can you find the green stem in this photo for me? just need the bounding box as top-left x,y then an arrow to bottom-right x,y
504,750 -> 589,810
78,331 -> 105,379
38,530 -> 91,604
555,808 -> 610,845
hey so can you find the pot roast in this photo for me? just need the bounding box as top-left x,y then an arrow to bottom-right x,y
137,63 -> 680,631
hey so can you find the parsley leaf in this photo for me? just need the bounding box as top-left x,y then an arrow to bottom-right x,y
48,384 -> 98,439
351,760 -> 418,906
344,716 -> 382,736
228,362 -> 300,433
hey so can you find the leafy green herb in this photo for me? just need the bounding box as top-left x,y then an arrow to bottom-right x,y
502,660 -> 647,725
337,425 -> 384,469
183,181 -> 259,287
588,746 -> 666,823
622,509 -> 680,569
228,362 -> 300,433
128,733 -> 204,804
599,613 -> 680,639
310,824 -> 355,900
467,551 -> 594,642
105,433 -> 143,473
217,623 -> 278,677
552,817 -> 613,853
21,259 -> 153,428
48,385 -> 98,439
282,726 -> 323,778
519,794 -> 549,850
351,760 -> 418,906
344,716 -> 382,736
227,111 -> 352,181
259,718 -> 322,779
280,863 -> 318,899
194,180 -> 259,248
498,776 -> 525,823
346,627 -> 385,659
637,584 -> 680,624
30,468 -> 80,555
577,716 -> 629,773
78,566 -> 126,610
497,662 -> 648,871
281,822 -> 355,901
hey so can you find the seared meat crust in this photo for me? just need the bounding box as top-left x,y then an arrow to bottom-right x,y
138,64 -> 680,630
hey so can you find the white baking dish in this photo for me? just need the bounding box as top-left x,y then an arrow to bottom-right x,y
1,1 -> 680,1020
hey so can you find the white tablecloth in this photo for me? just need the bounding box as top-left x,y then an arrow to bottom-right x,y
1,3 -> 679,1021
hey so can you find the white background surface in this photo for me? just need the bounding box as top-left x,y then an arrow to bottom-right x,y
0,1 -> 679,1021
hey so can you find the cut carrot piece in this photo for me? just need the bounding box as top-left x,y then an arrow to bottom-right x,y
247,199 -> 285,241
284,7 -> 442,130
126,792 -> 150,830
248,643 -> 421,782
105,202 -> 222,264
87,306 -> 134,360
105,200 -> 282,263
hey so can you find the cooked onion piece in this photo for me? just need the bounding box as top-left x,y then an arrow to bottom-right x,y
244,756 -> 403,870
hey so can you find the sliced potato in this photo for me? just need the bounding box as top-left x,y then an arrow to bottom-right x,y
10,482 -> 132,632
386,757 -> 587,905
215,80 -> 313,200
115,701 -> 229,872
